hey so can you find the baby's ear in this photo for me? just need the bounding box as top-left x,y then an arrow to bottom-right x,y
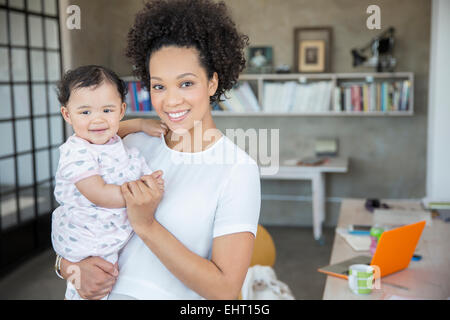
120,102 -> 127,120
60,106 -> 72,124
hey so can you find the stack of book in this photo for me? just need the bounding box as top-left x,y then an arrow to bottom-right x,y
334,80 -> 410,113
125,81 -> 152,112
290,81 -> 333,113
217,81 -> 261,113
260,81 -> 333,113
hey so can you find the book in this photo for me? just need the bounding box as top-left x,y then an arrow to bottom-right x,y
333,87 -> 342,112
239,81 -> 261,112
125,81 -> 152,112
401,80 -> 410,111
369,83 -> 376,112
363,84 -> 369,112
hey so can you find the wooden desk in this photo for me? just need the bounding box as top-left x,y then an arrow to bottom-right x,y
260,157 -> 348,241
322,198 -> 450,299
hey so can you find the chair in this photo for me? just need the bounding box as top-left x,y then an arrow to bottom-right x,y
238,224 -> 276,299
249,224 -> 276,267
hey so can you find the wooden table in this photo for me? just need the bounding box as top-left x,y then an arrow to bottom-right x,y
260,157 -> 348,241
322,198 -> 450,299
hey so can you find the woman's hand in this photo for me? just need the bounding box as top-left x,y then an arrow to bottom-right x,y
60,256 -> 118,300
121,170 -> 164,236
141,119 -> 168,137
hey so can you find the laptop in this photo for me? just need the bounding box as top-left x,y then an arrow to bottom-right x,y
318,220 -> 426,279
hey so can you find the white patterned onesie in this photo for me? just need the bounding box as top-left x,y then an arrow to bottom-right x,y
51,134 -> 153,300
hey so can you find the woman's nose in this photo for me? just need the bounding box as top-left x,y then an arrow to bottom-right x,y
165,88 -> 183,107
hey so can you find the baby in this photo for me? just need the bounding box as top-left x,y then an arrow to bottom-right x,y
51,65 -> 165,300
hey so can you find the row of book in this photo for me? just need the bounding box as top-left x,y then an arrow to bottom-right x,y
217,80 -> 334,113
217,81 -> 261,112
125,79 -> 411,114
258,81 -> 333,113
334,80 -> 410,112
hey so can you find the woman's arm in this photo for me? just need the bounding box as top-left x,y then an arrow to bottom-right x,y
118,118 -> 168,139
140,221 -> 254,300
121,177 -> 255,300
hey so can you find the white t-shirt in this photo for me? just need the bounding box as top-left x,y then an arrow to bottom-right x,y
110,132 -> 261,299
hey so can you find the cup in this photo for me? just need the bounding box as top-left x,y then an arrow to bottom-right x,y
348,264 -> 374,295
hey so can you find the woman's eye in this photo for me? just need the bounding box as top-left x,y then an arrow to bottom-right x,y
181,81 -> 193,88
152,84 -> 164,90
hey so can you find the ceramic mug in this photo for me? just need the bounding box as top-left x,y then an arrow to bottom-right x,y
348,264 -> 374,295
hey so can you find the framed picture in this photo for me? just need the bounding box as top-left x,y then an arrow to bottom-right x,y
246,46 -> 273,73
294,27 -> 332,73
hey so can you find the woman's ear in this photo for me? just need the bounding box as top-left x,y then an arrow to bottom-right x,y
208,72 -> 219,97
60,106 -> 72,125
120,102 -> 127,120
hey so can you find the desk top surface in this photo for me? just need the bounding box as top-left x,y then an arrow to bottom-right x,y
260,157 -> 348,178
322,198 -> 450,300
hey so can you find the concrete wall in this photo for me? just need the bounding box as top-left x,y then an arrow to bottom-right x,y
59,0 -> 431,227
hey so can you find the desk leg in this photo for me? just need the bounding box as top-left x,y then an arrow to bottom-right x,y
312,173 -> 326,241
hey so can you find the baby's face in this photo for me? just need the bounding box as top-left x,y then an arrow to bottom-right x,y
61,81 -> 126,145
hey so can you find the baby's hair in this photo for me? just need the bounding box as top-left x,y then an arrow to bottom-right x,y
56,65 -> 128,106
125,0 -> 249,103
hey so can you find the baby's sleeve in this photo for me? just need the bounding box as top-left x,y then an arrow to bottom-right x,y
58,140 -> 100,184
212,162 -> 261,238
139,155 -> 154,176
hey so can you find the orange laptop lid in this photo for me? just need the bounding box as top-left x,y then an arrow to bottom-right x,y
370,220 -> 426,278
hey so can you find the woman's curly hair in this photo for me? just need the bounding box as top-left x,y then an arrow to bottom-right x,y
125,0 -> 249,103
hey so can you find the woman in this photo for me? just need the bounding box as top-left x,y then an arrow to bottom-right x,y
58,0 -> 260,300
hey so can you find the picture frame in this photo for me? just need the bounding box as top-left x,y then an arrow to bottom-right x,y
246,46 -> 273,73
294,27 -> 332,73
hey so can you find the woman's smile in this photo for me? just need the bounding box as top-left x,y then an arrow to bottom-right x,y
166,109 -> 191,122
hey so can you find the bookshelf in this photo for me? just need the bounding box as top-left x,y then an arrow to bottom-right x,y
123,72 -> 414,117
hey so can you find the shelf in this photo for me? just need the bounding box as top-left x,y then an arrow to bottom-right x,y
122,72 -> 414,117
125,110 -> 414,118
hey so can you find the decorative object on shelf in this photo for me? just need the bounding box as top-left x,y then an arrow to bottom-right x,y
351,27 -> 396,72
275,64 -> 291,74
315,138 -> 338,157
246,46 -> 273,73
294,27 -> 332,73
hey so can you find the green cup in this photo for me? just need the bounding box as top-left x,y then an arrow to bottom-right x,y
348,264 -> 374,295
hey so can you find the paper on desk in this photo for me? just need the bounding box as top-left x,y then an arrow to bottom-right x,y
335,228 -> 371,251
373,209 -> 432,227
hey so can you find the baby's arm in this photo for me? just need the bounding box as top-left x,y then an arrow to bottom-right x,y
75,175 -> 126,209
75,171 -> 164,209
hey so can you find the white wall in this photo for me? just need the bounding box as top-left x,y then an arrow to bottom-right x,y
426,0 -> 450,202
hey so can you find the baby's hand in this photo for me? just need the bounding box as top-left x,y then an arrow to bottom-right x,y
141,170 -> 164,191
141,119 -> 168,137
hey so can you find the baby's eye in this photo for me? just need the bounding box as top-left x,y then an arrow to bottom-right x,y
81,110 -> 90,115
103,109 -> 112,113
181,81 -> 193,88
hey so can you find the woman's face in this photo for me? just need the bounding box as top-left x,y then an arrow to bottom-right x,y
148,46 -> 218,134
